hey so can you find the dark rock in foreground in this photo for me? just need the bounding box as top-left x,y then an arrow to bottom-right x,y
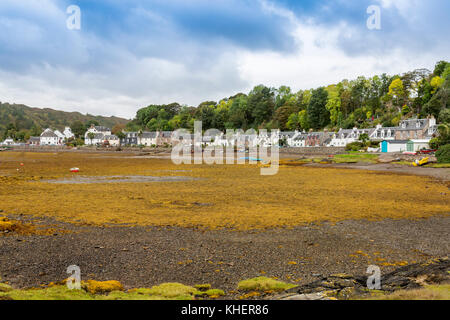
278,257 -> 449,300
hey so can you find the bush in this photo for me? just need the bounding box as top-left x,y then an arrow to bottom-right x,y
436,144 -> 450,163
346,141 -> 365,152
429,138 -> 440,150
367,141 -> 380,148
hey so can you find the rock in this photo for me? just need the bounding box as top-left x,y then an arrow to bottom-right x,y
337,287 -> 357,300
282,257 -> 449,299
281,292 -> 331,300
378,155 -> 400,163
330,273 -> 353,279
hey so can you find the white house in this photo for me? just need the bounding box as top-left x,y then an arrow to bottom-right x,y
370,125 -> 397,141
63,127 -> 75,140
104,135 -> 120,147
1,138 -> 14,146
329,127 -> 376,147
289,133 -> 307,147
84,125 -> 112,146
54,130 -> 66,144
138,132 -> 158,146
40,129 -> 61,145
85,133 -> 106,145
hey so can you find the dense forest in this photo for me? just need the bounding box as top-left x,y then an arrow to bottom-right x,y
126,61 -> 449,135
0,103 -> 129,141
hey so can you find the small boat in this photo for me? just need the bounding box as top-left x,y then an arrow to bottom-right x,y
70,167 -> 80,173
239,157 -> 262,161
412,157 -> 429,167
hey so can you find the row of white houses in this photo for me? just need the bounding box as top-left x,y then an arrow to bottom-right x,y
1,117 -> 439,153
329,117 -> 437,152
38,127 -> 75,145
1,127 -> 75,146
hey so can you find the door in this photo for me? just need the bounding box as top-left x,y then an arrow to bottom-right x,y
407,141 -> 414,152
381,141 -> 388,153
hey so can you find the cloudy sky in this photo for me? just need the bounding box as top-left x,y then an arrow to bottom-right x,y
0,0 -> 449,119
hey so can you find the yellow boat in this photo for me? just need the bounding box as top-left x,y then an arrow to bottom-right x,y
412,157 -> 429,167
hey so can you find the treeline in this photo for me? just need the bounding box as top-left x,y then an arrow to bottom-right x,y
126,61 -> 450,133
0,103 -> 129,141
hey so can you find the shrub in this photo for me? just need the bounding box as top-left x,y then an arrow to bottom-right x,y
429,138 -> 440,150
436,144 -> 450,163
367,141 -> 380,148
346,141 -> 365,152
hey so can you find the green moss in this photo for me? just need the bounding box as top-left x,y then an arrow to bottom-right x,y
104,290 -> 168,300
144,283 -> 197,299
206,289 -> 225,297
0,281 -> 228,300
194,284 -> 212,291
237,277 -> 297,292
0,283 -> 13,292
0,286 -> 95,300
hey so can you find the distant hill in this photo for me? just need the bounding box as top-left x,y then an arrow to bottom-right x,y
0,102 -> 129,136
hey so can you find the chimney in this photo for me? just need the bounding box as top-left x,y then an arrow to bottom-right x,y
429,115 -> 436,127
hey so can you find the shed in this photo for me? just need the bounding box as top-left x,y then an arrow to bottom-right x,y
409,139 -> 430,152
381,140 -> 409,153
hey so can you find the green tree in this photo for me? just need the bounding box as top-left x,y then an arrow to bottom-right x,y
286,113 -> 299,130
433,61 -> 449,76
116,131 -> 126,147
307,87 -> 330,130
388,78 -> 405,107
358,133 -> 369,146
274,105 -> 296,130
71,121 -> 86,138
325,85 -> 342,127
298,110 -> 310,131
247,85 -> 275,126
87,132 -> 95,144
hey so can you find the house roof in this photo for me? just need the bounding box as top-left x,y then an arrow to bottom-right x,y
40,130 -> 58,138
280,131 -> 296,138
95,126 -> 111,132
160,131 -> 173,138
54,130 -> 65,138
293,134 -> 307,141
141,132 -> 158,138
104,135 -> 118,140
397,119 -> 427,131
383,140 -> 410,144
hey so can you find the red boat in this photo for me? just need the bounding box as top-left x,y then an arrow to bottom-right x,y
419,149 -> 437,154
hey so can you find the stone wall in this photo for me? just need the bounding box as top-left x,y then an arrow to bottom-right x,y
280,147 -> 346,155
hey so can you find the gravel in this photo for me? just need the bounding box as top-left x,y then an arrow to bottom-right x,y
1,215 -> 448,297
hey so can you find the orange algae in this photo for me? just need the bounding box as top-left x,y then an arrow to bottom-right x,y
83,280 -> 124,294
0,151 -> 448,231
